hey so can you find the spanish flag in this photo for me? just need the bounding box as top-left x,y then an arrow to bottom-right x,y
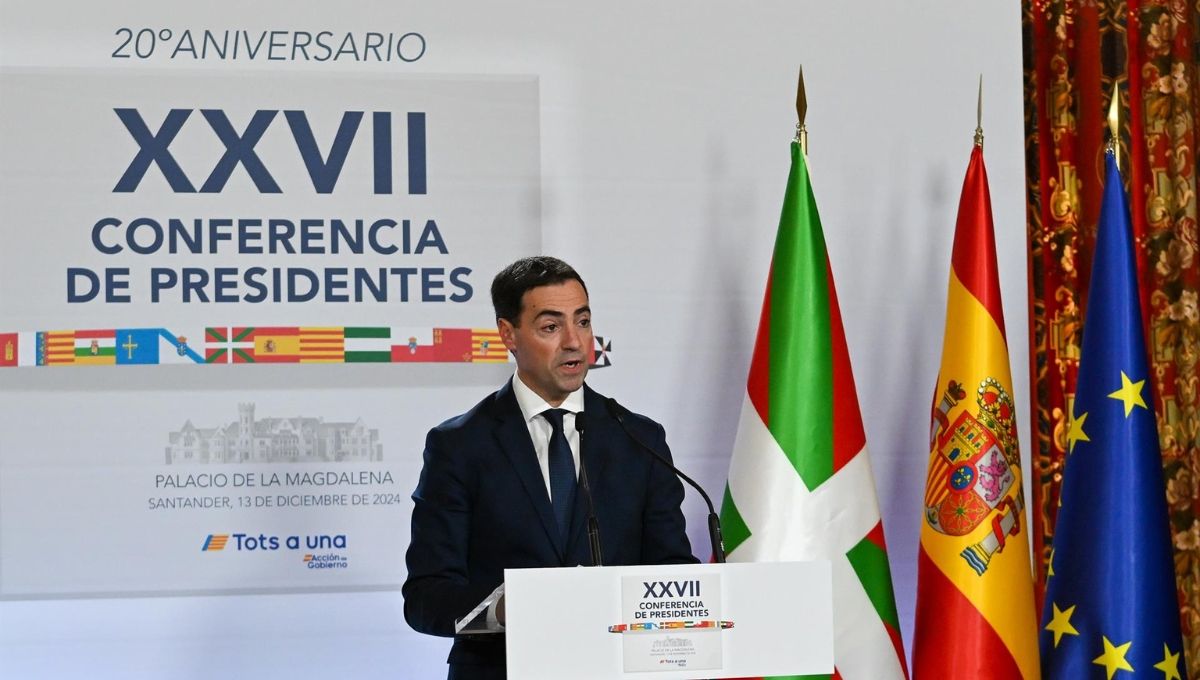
226,327 -> 301,363
913,142 -> 1040,678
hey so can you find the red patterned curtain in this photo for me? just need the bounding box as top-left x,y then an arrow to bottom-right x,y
1024,0 -> 1200,673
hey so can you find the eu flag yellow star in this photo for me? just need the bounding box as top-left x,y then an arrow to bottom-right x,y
1044,602 -> 1078,647
1093,636 -> 1134,679
1067,409 -> 1090,453
1153,643 -> 1181,680
1107,371 -> 1147,417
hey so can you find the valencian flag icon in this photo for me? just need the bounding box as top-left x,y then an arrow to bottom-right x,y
1039,152 -> 1187,679
913,142 -> 1040,678
720,139 -> 908,677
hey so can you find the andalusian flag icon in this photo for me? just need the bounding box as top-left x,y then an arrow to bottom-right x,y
719,138 -> 907,678
912,141 -> 1040,677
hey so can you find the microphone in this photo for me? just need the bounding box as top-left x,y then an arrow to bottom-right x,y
603,397 -> 726,563
574,412 -> 604,567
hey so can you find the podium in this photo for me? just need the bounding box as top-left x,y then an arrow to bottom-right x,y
498,561 -> 833,679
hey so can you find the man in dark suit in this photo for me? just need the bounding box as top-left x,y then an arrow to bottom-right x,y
403,256 -> 697,679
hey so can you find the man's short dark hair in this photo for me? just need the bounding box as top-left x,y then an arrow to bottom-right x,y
491,256 -> 588,325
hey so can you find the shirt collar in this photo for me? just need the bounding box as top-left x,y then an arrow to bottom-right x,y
511,372 -> 585,423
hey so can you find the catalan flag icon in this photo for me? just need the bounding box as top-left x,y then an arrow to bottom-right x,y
202,534 -> 230,551
299,327 -> 345,363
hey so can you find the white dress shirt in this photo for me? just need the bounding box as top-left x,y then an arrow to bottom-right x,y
510,372 -> 585,498
484,374 -> 586,630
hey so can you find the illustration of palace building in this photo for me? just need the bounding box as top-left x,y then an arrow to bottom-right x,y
165,403 -> 382,464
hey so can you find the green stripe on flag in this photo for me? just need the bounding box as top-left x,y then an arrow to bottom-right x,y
345,351 -> 392,363
206,349 -> 226,363
767,144 -> 834,491
345,327 -> 390,339
846,533 -> 902,630
719,485 -> 751,555
75,347 -> 115,357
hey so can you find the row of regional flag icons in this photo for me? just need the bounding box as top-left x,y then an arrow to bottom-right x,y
0,327 -> 614,368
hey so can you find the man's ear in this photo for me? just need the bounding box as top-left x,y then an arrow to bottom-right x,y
498,318 -> 517,354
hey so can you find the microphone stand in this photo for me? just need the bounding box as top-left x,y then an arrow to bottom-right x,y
574,412 -> 603,566
604,398 -> 726,563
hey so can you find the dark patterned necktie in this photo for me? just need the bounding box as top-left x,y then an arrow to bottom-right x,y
541,408 -> 576,543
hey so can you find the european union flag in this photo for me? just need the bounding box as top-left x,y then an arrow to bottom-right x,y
1040,151 -> 1187,679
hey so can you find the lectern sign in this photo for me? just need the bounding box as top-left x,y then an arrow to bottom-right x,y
504,562 -> 832,678
615,573 -> 725,672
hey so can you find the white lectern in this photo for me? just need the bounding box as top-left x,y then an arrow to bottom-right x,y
501,561 -> 832,679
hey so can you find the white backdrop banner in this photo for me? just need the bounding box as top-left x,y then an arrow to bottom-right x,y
0,1 -> 1026,677
0,68 -> 540,596
0,69 -> 539,330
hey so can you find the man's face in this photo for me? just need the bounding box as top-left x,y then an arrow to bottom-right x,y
499,280 -> 593,406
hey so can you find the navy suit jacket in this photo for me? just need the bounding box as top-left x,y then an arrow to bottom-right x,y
402,380 -> 697,672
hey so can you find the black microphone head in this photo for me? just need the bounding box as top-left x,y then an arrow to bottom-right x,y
574,411 -> 587,433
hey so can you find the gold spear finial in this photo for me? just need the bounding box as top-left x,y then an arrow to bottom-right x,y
974,74 -> 984,148
1106,80 -> 1120,170
794,65 -> 808,155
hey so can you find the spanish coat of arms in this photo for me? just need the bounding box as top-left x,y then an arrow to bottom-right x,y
926,377 -> 1024,575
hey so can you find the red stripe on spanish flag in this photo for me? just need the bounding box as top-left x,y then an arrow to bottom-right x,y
914,549 -> 1025,678
949,148 -> 1007,341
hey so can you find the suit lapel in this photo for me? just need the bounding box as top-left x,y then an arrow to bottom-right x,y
491,381 -> 565,560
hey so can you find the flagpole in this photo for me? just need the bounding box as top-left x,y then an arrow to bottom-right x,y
1107,81 -> 1119,170
794,65 -> 807,155
975,74 -> 984,148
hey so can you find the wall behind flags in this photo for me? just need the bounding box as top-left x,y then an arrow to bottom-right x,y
0,1 -> 1024,676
